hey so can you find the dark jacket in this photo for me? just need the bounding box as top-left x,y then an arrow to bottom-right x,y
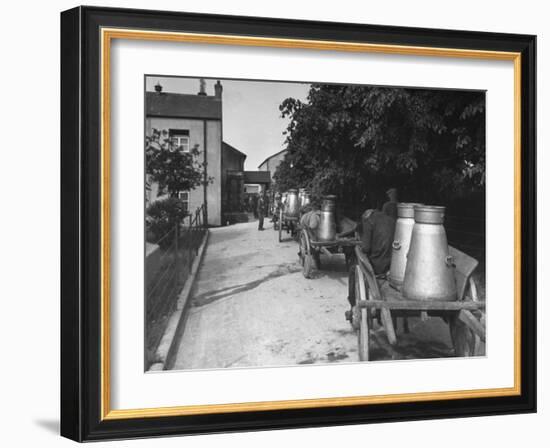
382,200 -> 398,221
360,210 -> 396,275
256,195 -> 268,215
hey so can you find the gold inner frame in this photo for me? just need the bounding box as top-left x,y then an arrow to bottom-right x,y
100,27 -> 522,421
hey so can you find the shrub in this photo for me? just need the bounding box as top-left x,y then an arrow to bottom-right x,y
146,197 -> 189,246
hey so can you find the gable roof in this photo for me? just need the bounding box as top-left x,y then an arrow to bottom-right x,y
244,171 -> 272,184
146,91 -> 222,120
258,148 -> 287,169
222,141 -> 247,160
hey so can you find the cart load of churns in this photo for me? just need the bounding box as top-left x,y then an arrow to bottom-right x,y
274,190 -> 486,361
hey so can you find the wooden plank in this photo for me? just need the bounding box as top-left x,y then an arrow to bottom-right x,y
357,299 -> 485,311
457,309 -> 486,342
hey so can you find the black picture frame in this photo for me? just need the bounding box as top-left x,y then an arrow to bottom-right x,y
61,5 -> 536,442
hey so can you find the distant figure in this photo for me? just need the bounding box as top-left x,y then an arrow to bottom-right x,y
347,209 -> 396,310
257,192 -> 268,231
251,194 -> 259,218
382,187 -> 398,220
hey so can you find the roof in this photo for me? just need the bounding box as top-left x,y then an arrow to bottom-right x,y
244,171 -> 272,184
222,141 -> 247,160
257,148 -> 287,169
146,91 -> 222,120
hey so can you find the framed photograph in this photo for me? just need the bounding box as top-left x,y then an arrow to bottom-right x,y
61,6 -> 536,442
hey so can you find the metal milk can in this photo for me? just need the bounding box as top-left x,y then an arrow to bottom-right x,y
298,188 -> 305,205
285,189 -> 300,218
317,195 -> 337,241
389,203 -> 422,290
301,191 -> 311,208
401,205 -> 457,301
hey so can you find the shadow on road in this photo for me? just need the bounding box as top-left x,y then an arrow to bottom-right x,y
192,263 -> 301,307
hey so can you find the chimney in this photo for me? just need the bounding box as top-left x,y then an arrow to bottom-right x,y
154,81 -> 163,93
198,78 -> 207,96
214,80 -> 223,99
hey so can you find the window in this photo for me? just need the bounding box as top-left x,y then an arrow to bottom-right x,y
178,191 -> 189,213
171,135 -> 190,153
169,129 -> 190,153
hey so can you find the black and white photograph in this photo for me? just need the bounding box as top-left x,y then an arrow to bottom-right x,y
144,76 -> 487,371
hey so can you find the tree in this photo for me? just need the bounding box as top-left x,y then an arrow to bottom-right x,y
274,84 -> 485,212
146,128 -> 211,198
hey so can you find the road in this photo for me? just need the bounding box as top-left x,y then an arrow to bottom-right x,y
171,219 -> 461,370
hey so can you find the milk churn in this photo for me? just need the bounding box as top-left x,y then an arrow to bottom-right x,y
401,205 -> 457,301
285,189 -> 300,218
317,195 -> 337,241
301,191 -> 311,208
298,188 -> 305,205
389,203 -> 422,290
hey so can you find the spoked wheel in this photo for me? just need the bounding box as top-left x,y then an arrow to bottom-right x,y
355,265 -> 370,361
278,209 -> 283,242
449,314 -> 476,357
300,230 -> 313,279
449,277 -> 484,357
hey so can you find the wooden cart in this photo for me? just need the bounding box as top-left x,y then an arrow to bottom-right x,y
350,245 -> 486,361
298,224 -> 362,278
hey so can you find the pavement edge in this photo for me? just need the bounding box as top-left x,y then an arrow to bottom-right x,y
149,230 -> 210,371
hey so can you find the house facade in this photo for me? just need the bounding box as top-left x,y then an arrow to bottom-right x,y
145,80 -> 227,226
222,142 -> 247,216
146,79 -> 275,226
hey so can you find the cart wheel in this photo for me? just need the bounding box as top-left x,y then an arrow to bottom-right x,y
278,209 -> 283,242
450,277 -> 484,357
355,265 -> 370,361
449,314 -> 476,357
298,230 -> 306,264
303,254 -> 314,279
300,230 -> 313,279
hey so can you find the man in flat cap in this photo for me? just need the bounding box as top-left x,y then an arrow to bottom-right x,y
382,187 -> 398,221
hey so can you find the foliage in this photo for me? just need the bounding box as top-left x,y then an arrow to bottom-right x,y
146,197 -> 188,245
146,128 -> 211,197
274,84 -> 485,212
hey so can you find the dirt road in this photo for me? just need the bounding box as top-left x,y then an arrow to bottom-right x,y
171,219 -> 459,370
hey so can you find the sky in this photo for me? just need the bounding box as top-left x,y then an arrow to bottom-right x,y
145,76 -> 310,170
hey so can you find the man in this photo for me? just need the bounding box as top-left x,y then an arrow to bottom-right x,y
257,190 -> 268,231
251,194 -> 258,218
382,187 -> 398,220
347,208 -> 395,310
